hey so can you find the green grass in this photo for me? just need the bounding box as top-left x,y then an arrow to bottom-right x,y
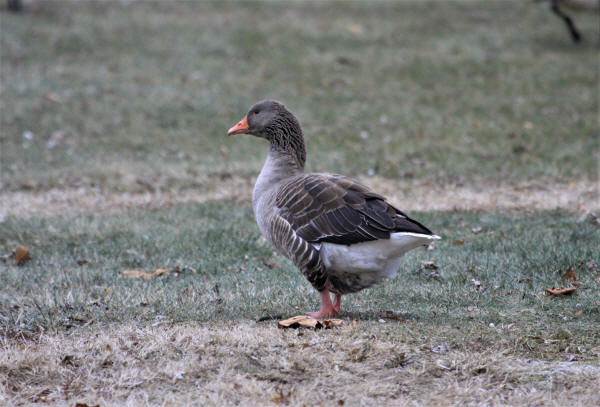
2,204 -> 599,360
1,1 -> 598,192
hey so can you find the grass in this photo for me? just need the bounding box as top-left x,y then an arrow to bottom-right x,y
1,1 -> 599,405
1,0 -> 598,193
1,206 -> 598,351
1,206 -> 600,405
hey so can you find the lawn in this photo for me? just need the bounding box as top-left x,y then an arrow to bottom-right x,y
1,1 -> 599,406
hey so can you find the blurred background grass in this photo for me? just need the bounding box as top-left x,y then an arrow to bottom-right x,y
1,0 -> 598,193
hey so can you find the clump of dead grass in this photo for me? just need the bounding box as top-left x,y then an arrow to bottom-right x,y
1,322 -> 599,406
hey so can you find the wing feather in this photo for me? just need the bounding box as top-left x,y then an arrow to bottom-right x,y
275,174 -> 433,245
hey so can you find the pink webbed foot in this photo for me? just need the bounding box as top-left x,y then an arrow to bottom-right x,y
306,285 -> 339,319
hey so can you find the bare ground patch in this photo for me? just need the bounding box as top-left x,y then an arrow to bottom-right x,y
1,321 -> 599,406
1,177 -> 597,218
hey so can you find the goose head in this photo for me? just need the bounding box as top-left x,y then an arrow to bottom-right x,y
228,99 -> 306,167
228,100 -> 294,139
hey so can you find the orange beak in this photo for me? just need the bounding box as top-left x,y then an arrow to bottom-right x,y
227,116 -> 250,136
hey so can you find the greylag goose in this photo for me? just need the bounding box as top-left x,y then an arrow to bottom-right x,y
228,100 -> 440,318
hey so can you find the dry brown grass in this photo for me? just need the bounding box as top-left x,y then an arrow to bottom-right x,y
1,177 -> 597,219
2,321 -> 599,406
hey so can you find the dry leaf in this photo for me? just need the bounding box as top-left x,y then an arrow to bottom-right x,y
14,245 -> 31,265
154,268 -> 170,276
346,23 -> 364,34
122,268 -> 173,279
561,268 -> 580,286
122,269 -> 154,280
546,287 -> 577,296
383,315 -> 405,322
574,310 -> 583,317
43,92 -> 62,104
278,315 -> 322,329
75,403 -> 100,407
323,319 -> 344,329
452,239 -> 465,246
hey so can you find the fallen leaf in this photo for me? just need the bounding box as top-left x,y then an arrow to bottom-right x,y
122,269 -> 154,280
323,319 -> 344,329
420,261 -> 438,270
546,287 -> 577,296
14,245 -> 31,265
471,226 -> 483,234
153,268 -> 170,276
452,239 -> 465,246
300,343 -> 310,349
77,259 -> 89,266
122,268 -> 175,279
346,23 -> 364,34
75,403 -> 100,407
43,92 -> 62,104
278,315 -> 322,329
383,315 -> 405,322
574,310 -> 583,317
561,268 -> 580,286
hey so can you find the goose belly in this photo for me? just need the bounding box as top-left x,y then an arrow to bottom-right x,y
319,232 -> 440,294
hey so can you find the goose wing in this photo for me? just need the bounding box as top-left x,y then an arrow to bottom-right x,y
275,174 -> 433,245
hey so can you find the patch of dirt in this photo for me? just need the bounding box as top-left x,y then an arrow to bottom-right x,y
1,322 -> 599,406
0,177 -> 597,218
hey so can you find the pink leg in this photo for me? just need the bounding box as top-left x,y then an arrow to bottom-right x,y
306,285 -> 337,319
332,293 -> 342,313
